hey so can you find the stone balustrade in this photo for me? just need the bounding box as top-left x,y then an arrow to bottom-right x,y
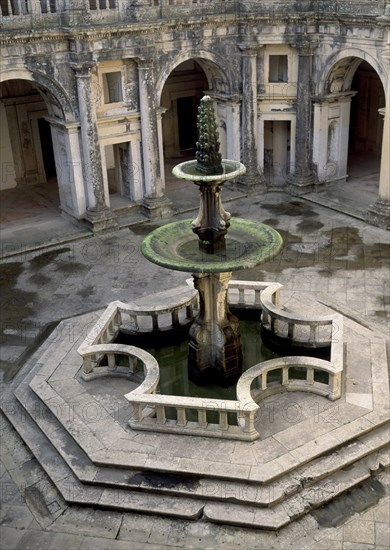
260,283 -> 339,348
78,280 -> 343,440
77,291 -> 197,376
81,343 -> 160,388
127,392 -> 259,441
1,0 -> 385,27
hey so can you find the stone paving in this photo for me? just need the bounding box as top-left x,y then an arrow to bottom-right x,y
0,182 -> 389,549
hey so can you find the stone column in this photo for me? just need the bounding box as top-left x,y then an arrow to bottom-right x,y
366,41 -> 390,229
366,108 -> 390,228
72,62 -> 117,232
225,97 -> 241,160
188,272 -> 242,386
137,59 -> 172,220
239,45 -> 266,192
47,118 -> 86,219
288,42 -> 315,194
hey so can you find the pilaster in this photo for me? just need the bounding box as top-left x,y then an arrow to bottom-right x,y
72,61 -> 117,233
237,44 -> 266,193
137,59 -> 172,220
366,40 -> 390,229
288,39 -> 316,194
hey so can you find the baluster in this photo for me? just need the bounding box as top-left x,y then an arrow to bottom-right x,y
129,356 -> 137,373
329,372 -> 341,399
176,407 -> 187,426
310,324 -> 317,344
219,411 -> 228,430
107,353 -> 116,368
83,356 -> 93,374
270,316 -> 276,332
262,310 -> 269,325
131,314 -> 139,331
156,405 -> 166,424
171,310 -> 179,327
306,367 -> 314,385
288,322 -> 295,339
114,311 -> 122,327
238,288 -> 245,305
282,367 -> 289,385
186,304 -> 193,319
261,372 -> 267,390
198,409 -> 207,428
132,403 -> 143,422
152,313 -> 159,330
243,410 -> 255,433
255,289 -> 261,306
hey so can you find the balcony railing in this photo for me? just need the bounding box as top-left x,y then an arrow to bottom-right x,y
1,0 -> 386,32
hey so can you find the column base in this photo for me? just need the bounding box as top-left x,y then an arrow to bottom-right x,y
365,198 -> 390,230
232,171 -> 267,195
83,207 -> 119,234
287,173 -> 315,196
188,326 -> 243,388
142,194 -> 173,221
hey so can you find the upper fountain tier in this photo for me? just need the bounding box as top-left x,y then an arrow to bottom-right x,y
142,96 -> 283,272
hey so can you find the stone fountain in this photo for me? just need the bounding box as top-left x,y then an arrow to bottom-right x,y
3,98 -> 388,534
142,96 -> 283,386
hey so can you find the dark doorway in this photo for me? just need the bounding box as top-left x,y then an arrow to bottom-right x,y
38,118 -> 57,179
177,96 -> 197,152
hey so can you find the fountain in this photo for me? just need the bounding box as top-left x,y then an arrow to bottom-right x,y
142,96 -> 283,386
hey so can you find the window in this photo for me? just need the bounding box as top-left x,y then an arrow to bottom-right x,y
102,72 -> 123,104
269,55 -> 288,83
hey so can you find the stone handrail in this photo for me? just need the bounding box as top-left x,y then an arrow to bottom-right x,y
126,391 -> 259,441
260,283 -> 339,347
227,280 -> 281,309
78,280 -> 343,440
77,290 -> 197,375
81,344 -> 160,393
1,0 -> 385,27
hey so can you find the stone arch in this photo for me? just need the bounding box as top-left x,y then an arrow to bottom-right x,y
0,68 -> 75,121
0,69 -> 84,218
155,49 -> 233,104
317,48 -> 387,98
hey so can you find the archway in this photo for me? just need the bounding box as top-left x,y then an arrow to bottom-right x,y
313,54 -> 386,215
158,56 -> 234,199
0,75 -> 85,224
161,60 -> 209,160
348,61 -> 385,180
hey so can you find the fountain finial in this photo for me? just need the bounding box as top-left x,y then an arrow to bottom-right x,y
195,96 -> 223,175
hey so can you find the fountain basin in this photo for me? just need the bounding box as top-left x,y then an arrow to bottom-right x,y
172,159 -> 246,182
141,218 -> 283,273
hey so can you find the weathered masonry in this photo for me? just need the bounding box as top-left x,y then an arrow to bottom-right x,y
1,1 -> 389,229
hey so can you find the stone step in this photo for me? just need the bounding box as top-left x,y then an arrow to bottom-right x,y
203,450 -> 389,530
5,393 -> 205,520
14,382 -> 389,512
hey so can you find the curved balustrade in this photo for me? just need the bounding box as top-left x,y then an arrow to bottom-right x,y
78,280 -> 343,440
81,343 -> 160,393
260,284 -> 339,348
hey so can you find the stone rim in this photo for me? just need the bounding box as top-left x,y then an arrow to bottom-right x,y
141,218 -> 284,273
172,159 -> 246,182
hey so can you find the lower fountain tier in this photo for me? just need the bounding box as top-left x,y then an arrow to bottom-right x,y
141,217 -> 283,273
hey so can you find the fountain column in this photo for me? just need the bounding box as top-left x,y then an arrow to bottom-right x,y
189,272 -> 242,386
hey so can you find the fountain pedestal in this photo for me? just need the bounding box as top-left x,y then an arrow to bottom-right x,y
189,272 -> 242,386
142,96 -> 283,387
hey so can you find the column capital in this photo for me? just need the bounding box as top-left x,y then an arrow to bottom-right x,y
70,61 -> 96,77
135,57 -> 155,71
238,43 -> 260,55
